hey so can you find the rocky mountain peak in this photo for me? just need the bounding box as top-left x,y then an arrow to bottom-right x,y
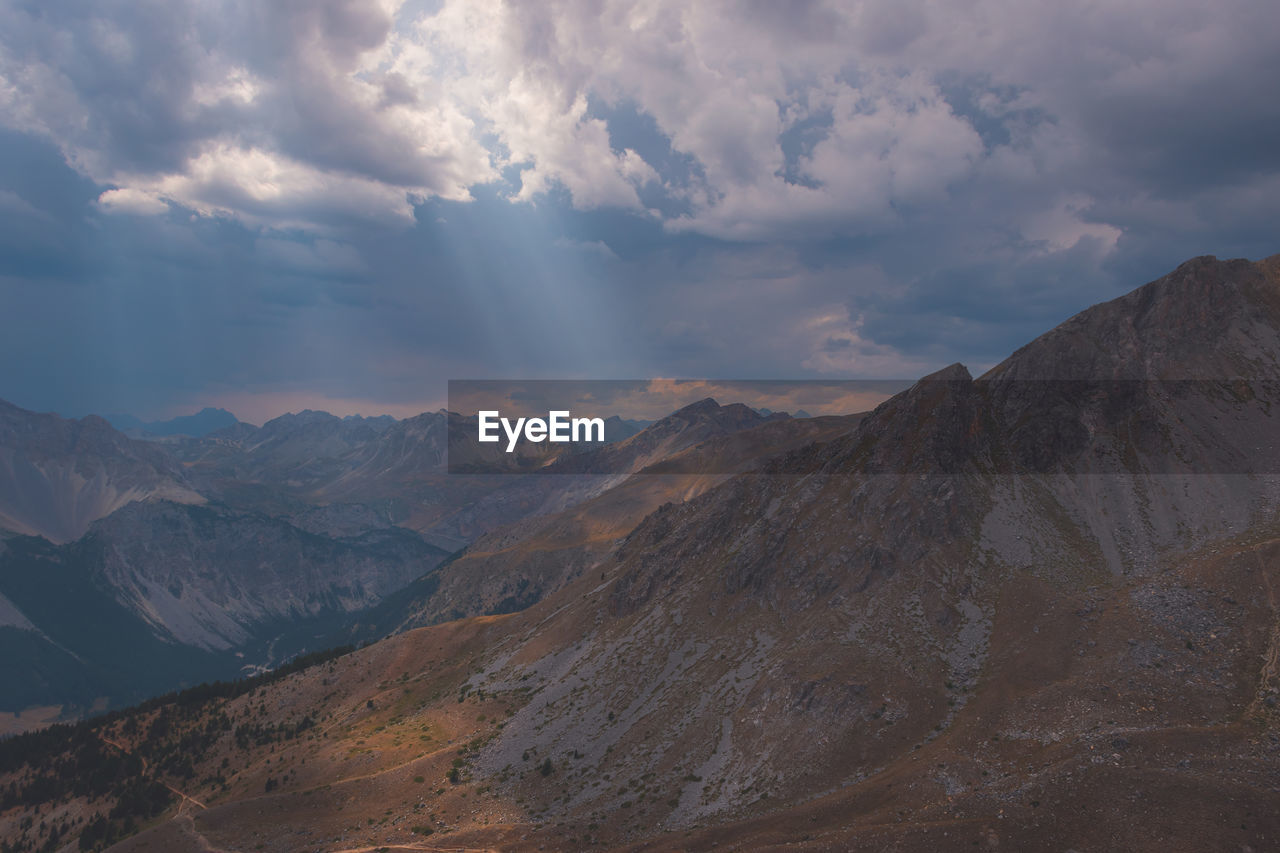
677,396 -> 722,414
987,254 -> 1280,381
661,397 -> 769,432
921,362 -> 973,382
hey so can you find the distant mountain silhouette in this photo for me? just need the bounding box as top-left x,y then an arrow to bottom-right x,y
105,407 -> 243,437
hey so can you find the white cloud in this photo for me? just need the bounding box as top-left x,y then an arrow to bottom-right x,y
145,144 -> 422,228
1022,194 -> 1122,255
801,305 -> 933,377
97,187 -> 169,216
397,0 -> 1076,241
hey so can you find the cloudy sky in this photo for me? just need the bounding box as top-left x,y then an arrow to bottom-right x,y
1,0 -> 1277,422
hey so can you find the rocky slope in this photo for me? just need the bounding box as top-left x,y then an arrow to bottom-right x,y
84,501 -> 449,651
475,255 -> 1280,836
355,409 -> 864,636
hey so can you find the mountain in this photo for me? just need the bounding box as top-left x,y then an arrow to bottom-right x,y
0,500 -> 450,713
0,532 -> 237,715
207,409 -> 403,488
0,402 -> 204,543
105,407 -> 243,437
164,409 -> 473,543
602,414 -> 650,441
0,402 -> 458,716
0,398 -> 825,720
83,501 -> 447,651
5,254 -> 1280,852
353,409 -> 864,636
168,402 -> 773,552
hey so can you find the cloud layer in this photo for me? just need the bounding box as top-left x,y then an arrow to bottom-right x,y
0,0 -> 1277,417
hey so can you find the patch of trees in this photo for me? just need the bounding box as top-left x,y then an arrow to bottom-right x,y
0,643 -> 354,773
1,811 -> 75,853
0,643 -> 356,852
233,715 -> 315,749
0,739 -> 143,810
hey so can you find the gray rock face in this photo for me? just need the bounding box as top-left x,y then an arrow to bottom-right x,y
84,500 -> 449,650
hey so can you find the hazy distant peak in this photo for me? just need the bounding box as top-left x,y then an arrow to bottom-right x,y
0,398 -> 204,542
676,397 -> 722,414
282,409 -> 339,422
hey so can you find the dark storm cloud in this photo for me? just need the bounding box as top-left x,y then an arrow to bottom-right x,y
0,1 -> 1277,419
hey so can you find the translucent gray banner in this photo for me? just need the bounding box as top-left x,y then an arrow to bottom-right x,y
445,379 -> 1280,475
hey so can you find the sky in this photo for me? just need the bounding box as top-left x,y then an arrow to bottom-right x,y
0,0 -> 1277,423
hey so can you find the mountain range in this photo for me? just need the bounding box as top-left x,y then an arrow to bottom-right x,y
103,408 -> 243,438
1,254 -> 1279,852
0,391 -> 798,723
